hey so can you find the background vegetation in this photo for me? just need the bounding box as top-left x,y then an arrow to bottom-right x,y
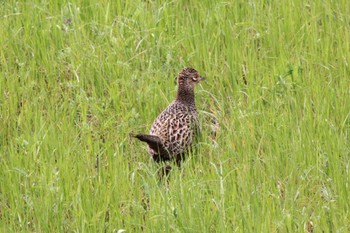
1,0 -> 349,232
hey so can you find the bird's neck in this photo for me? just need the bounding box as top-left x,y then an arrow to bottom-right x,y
176,86 -> 196,107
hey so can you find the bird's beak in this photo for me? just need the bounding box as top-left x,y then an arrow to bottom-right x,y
174,76 -> 177,85
199,76 -> 206,82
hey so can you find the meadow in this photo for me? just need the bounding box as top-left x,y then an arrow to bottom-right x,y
0,0 -> 349,232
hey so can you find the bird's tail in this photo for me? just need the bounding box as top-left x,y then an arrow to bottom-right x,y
131,133 -> 170,158
132,134 -> 161,145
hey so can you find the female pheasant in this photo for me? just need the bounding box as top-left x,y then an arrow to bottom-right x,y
133,67 -> 205,167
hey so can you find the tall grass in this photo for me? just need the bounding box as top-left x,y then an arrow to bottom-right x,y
1,0 -> 349,232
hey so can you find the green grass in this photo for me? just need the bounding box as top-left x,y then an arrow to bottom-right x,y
1,0 -> 349,232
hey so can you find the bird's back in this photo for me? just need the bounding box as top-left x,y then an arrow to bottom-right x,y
149,100 -> 199,159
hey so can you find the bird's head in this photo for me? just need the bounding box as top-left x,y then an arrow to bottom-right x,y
177,67 -> 205,88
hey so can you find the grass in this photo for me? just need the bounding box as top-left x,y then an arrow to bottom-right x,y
0,0 -> 349,232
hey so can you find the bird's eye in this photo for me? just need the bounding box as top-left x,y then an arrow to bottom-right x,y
192,77 -> 198,82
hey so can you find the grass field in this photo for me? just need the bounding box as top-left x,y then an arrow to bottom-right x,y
1,0 -> 349,232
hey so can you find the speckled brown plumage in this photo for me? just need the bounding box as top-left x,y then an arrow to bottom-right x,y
133,67 -> 205,166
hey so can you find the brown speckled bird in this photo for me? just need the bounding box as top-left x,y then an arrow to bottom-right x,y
133,67 -> 205,167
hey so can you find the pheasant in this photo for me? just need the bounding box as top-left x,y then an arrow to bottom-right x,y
133,67 -> 205,168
